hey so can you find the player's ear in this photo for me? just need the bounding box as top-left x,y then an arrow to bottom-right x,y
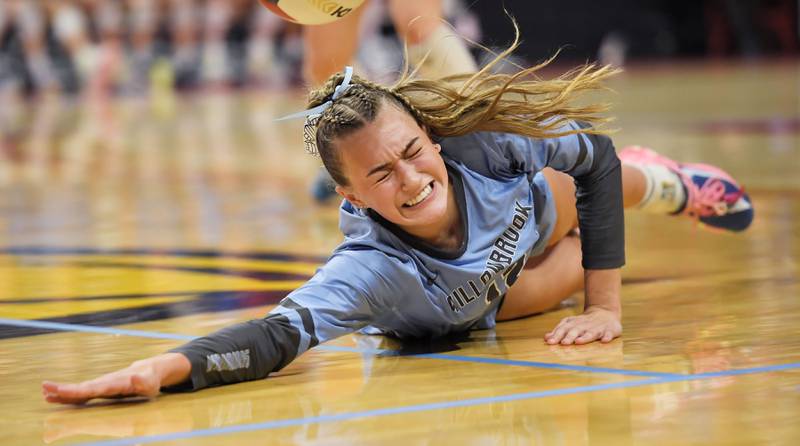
336,185 -> 366,208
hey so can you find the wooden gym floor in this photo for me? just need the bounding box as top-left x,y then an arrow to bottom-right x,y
0,60 -> 798,445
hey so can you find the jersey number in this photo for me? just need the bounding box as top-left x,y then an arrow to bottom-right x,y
485,255 -> 527,303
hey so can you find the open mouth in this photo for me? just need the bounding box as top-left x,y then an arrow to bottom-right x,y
403,181 -> 434,207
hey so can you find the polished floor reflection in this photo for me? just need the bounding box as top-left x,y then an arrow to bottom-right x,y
0,61 -> 798,445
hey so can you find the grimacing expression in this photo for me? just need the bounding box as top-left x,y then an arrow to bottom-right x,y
334,103 -> 452,240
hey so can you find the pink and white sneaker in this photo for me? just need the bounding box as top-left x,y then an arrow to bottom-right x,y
619,146 -> 754,232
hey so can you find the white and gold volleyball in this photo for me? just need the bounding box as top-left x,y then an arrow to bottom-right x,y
258,0 -> 366,25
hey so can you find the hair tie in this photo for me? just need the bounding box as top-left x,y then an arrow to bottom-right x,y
275,66 -> 353,155
275,66 -> 354,123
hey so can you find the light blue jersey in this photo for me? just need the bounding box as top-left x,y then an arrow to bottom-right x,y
172,125 -> 625,390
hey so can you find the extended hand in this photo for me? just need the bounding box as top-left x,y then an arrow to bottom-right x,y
544,306 -> 622,345
42,362 -> 162,405
42,353 -> 190,405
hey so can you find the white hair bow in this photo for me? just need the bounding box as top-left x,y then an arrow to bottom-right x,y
275,66 -> 354,155
275,66 -> 354,122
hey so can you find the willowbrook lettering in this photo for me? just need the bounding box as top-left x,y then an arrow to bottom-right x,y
446,201 -> 532,312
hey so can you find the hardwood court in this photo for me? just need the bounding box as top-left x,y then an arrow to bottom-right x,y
0,61 -> 798,445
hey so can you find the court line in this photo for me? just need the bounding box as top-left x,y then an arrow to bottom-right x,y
0,246 -> 327,263
0,290 -> 203,304
70,361 -> 800,446
412,352 -> 677,377
0,318 -> 196,342
321,345 -> 676,377
0,318 -> 675,378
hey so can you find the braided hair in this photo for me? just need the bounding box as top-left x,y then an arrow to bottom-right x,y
306,33 -> 618,187
306,78 -> 416,186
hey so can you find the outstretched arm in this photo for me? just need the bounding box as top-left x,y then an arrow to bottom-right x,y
42,311 -> 327,404
41,314 -> 308,405
43,313 -> 363,405
43,253 -> 381,404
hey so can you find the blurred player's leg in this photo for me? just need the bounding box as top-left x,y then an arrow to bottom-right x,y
0,2 -> 12,95
87,0 -> 125,97
51,1 -> 94,94
16,0 -> 57,93
127,0 -> 159,93
247,5 -> 285,87
303,1 -> 371,202
170,0 -> 201,89
202,0 -> 234,87
389,0 -> 477,78
302,2 -> 368,86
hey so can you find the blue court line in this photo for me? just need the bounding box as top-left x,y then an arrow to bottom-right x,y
0,318 -> 196,342
71,361 -> 800,446
0,318 -> 675,378
323,346 -> 675,377
412,353 -> 677,377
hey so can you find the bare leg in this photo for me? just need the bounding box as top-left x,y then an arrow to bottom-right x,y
302,3 -> 367,86
497,168 -> 581,320
496,232 -> 584,320
497,165 -> 648,321
388,0 -> 477,79
387,0 -> 442,45
201,0 -> 233,86
622,164 -> 647,208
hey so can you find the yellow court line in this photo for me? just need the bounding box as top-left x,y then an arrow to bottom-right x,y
4,295 -> 199,320
0,262 -> 307,301
25,254 -> 323,275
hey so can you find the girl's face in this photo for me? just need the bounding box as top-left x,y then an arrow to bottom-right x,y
334,103 -> 454,242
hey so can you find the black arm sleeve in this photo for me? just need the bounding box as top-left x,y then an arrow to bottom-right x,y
573,132 -> 625,269
163,251 -> 381,391
165,313 -> 302,391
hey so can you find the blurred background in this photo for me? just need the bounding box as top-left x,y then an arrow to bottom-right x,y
0,0 -> 796,252
0,0 -> 797,98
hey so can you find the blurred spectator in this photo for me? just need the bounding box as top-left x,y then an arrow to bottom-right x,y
0,0 -> 796,99
706,0 -> 798,58
472,0 -> 797,67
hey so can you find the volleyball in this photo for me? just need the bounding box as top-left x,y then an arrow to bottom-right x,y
258,0 -> 366,25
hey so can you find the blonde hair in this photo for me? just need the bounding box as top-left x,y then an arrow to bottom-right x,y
306,25 -> 619,186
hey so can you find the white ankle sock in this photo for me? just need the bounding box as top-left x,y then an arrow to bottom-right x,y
628,163 -> 687,214
406,24 -> 477,79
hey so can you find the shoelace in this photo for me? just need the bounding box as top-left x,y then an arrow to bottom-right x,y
686,178 -> 744,218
